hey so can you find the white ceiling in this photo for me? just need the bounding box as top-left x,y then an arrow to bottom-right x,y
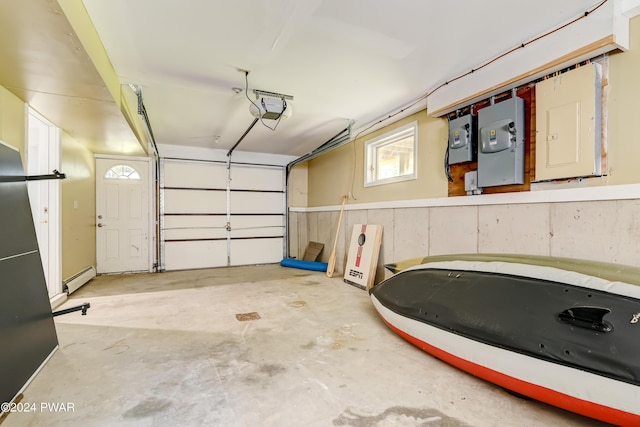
2,1 -> 601,158
82,0 -> 601,157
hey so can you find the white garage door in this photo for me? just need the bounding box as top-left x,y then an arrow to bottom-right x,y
160,158 -> 285,271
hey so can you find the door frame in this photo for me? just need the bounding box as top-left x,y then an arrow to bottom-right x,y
26,107 -> 61,298
94,154 -> 155,273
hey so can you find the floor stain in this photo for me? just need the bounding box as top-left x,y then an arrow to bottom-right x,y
332,324 -> 361,350
258,363 -> 286,377
241,363 -> 287,386
102,339 -> 129,355
300,340 -> 315,350
303,327 -> 361,351
236,312 -> 261,321
288,300 -> 306,308
333,406 -> 470,427
122,397 -> 172,418
62,342 -> 85,349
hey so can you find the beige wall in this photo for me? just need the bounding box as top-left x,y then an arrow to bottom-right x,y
0,85 -> 26,163
302,16 -> 640,207
60,131 -> 96,280
307,111 -> 448,207
293,15 -> 640,282
288,163 -> 308,207
606,15 -> 640,185
1,82 -> 96,282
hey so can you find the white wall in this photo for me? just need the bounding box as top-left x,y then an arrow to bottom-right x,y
291,186 -> 640,284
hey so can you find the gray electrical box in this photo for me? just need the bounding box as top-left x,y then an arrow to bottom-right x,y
448,114 -> 476,165
477,97 -> 525,187
464,170 -> 481,195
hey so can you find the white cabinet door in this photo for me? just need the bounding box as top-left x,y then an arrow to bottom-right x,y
535,63 -> 603,180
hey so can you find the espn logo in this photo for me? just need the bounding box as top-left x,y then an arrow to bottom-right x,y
349,269 -> 363,279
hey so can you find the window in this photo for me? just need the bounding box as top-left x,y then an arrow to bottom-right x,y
364,121 -> 417,187
104,164 -> 141,180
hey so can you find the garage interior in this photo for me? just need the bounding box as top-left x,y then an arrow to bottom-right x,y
1,266 -> 610,427
1,1 -> 640,426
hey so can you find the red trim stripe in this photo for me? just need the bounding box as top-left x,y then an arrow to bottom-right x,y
355,224 -> 366,268
377,311 -> 640,427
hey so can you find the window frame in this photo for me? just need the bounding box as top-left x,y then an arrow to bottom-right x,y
364,121 -> 418,187
104,164 -> 141,180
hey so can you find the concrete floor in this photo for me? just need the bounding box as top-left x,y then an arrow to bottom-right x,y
2,265 -> 610,427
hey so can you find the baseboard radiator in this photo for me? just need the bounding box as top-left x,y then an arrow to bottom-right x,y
63,266 -> 96,295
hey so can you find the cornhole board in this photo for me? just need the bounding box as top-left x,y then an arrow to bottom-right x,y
344,224 -> 383,290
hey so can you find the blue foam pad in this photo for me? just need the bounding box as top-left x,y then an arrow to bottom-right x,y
280,258 -> 328,272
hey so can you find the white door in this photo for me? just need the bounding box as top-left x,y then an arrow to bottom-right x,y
27,109 -> 61,298
96,157 -> 150,273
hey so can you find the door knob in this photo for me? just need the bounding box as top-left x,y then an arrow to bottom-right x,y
97,223 -> 104,228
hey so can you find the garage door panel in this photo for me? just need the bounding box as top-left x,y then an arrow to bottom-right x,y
230,238 -> 284,266
230,215 -> 284,238
165,228 -> 227,240
231,165 -> 283,191
164,214 -> 227,242
164,215 -> 226,229
164,240 -> 227,270
164,161 -> 226,188
164,189 -> 226,214
161,159 -> 285,270
230,192 -> 283,214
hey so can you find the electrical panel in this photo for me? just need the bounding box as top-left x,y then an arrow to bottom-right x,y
477,97 -> 525,187
448,114 -> 476,165
535,63 -> 602,181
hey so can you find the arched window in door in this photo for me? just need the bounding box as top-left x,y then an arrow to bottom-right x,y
104,164 -> 141,180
